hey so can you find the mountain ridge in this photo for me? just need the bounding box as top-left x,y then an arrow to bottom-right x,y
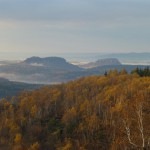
0,56 -> 149,84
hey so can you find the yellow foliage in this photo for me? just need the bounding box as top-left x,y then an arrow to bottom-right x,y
28,142 -> 40,150
61,140 -> 72,150
62,107 -> 77,124
112,101 -> 122,112
0,74 -> 149,149
30,105 -> 38,117
14,133 -> 22,144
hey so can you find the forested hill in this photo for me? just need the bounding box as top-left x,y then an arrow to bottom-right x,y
0,72 -> 150,150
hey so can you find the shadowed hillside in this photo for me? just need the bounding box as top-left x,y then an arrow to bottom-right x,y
0,78 -> 43,99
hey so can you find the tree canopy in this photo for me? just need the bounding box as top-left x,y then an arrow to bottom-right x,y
0,72 -> 149,150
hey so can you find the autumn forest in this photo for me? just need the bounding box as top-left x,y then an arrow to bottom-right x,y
0,70 -> 150,150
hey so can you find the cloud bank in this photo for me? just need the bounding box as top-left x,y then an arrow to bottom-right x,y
0,0 -> 150,55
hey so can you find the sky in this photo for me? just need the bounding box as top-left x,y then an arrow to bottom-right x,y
0,0 -> 150,57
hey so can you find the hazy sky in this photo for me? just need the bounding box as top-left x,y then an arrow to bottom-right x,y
0,0 -> 150,55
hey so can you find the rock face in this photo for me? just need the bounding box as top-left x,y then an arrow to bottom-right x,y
79,58 -> 121,68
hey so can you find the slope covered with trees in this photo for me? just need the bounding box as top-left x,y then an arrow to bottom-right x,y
0,78 -> 42,99
131,67 -> 150,77
0,71 -> 149,150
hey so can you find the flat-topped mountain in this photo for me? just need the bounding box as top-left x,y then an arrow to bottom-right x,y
24,56 -> 82,71
0,57 -> 83,84
79,58 -> 121,68
24,56 -> 66,65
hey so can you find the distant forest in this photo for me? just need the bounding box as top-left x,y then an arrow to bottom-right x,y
131,67 -> 150,77
0,69 -> 149,150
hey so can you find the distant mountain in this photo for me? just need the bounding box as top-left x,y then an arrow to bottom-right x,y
0,56 -> 149,84
25,56 -> 66,64
0,57 -> 83,84
0,77 -> 42,99
79,58 -> 121,68
105,52 -> 150,60
24,56 -> 82,71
